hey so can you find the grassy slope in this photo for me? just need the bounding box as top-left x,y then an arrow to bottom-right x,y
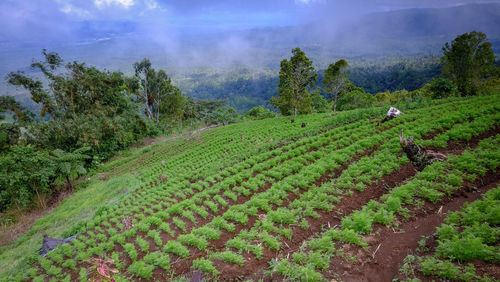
0,93 -> 497,280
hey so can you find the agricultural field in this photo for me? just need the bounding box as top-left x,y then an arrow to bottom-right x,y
2,93 -> 500,281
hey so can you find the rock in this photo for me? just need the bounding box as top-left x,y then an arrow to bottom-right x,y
39,234 -> 76,257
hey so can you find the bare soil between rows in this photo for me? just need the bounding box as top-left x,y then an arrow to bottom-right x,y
333,167 -> 500,282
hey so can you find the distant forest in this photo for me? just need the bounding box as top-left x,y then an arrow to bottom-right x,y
177,55 -> 443,113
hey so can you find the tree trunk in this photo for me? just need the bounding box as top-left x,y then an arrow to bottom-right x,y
294,106 -> 297,117
66,176 -> 73,191
34,186 -> 46,209
145,103 -> 153,120
334,93 -> 338,113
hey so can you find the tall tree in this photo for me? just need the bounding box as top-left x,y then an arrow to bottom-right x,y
442,31 -> 496,96
133,59 -> 154,120
271,48 -> 318,117
133,58 -> 184,122
323,59 -> 348,113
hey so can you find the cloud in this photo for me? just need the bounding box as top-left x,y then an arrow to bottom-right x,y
60,3 -> 91,18
294,0 -> 324,4
144,0 -> 159,10
94,0 -> 135,9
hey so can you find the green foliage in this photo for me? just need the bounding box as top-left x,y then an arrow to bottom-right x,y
270,47 -> 318,116
128,260 -> 154,279
192,258 -> 219,276
143,251 -> 170,270
428,78 -> 458,99
0,95 -> 34,122
442,31 -> 496,96
341,210 -> 373,234
337,88 -> 375,111
210,251 -> 245,266
124,243 -> 138,261
244,106 -> 276,120
310,90 -> 330,113
163,241 -> 190,258
324,59 -> 349,112
0,145 -> 57,211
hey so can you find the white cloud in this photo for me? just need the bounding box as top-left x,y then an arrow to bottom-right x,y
94,0 -> 135,9
60,3 -> 91,18
294,0 -> 324,4
144,0 -> 158,10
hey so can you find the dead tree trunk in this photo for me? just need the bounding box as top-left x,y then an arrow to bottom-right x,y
399,129 -> 447,170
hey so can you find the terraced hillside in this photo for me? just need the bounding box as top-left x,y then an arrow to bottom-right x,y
2,93 -> 500,281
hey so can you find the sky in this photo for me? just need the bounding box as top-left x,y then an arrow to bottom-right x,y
1,0 -> 499,43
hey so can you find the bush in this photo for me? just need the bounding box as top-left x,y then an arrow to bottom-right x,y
337,89 -> 375,111
244,106 -> 276,120
428,78 -> 458,99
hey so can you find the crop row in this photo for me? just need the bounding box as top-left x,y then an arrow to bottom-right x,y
397,184 -> 499,282
267,134 -> 500,281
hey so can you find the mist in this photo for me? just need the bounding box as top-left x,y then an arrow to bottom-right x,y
1,0 -> 500,113
2,0 -> 499,75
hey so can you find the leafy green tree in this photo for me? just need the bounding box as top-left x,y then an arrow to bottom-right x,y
271,48 -> 317,116
133,58 -> 184,123
442,31 -> 496,96
323,59 -> 349,113
7,50 -> 154,159
50,148 -> 90,191
133,59 -> 155,120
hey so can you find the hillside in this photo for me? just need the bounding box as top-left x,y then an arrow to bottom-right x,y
1,92 -> 499,281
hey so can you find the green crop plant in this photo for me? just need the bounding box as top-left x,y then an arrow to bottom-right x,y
178,234 -> 208,250
61,259 -> 76,270
172,217 -> 187,232
213,216 -> 235,232
160,222 -> 174,236
192,258 -> 219,276
146,216 -> 163,226
307,251 -> 331,270
78,267 -> 87,282
204,200 -> 219,213
144,251 -> 170,270
214,195 -> 228,207
136,236 -> 150,252
192,226 -> 221,240
223,190 -> 238,202
147,229 -> 163,246
163,241 -> 190,258
124,243 -> 138,261
210,251 -> 245,266
259,231 -> 281,251
128,260 -> 154,279
342,209 -> 374,234
111,252 -> 124,270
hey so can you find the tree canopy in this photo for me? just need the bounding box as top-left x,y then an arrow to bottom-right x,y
442,31 -> 496,96
323,59 -> 349,113
271,48 -> 318,116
